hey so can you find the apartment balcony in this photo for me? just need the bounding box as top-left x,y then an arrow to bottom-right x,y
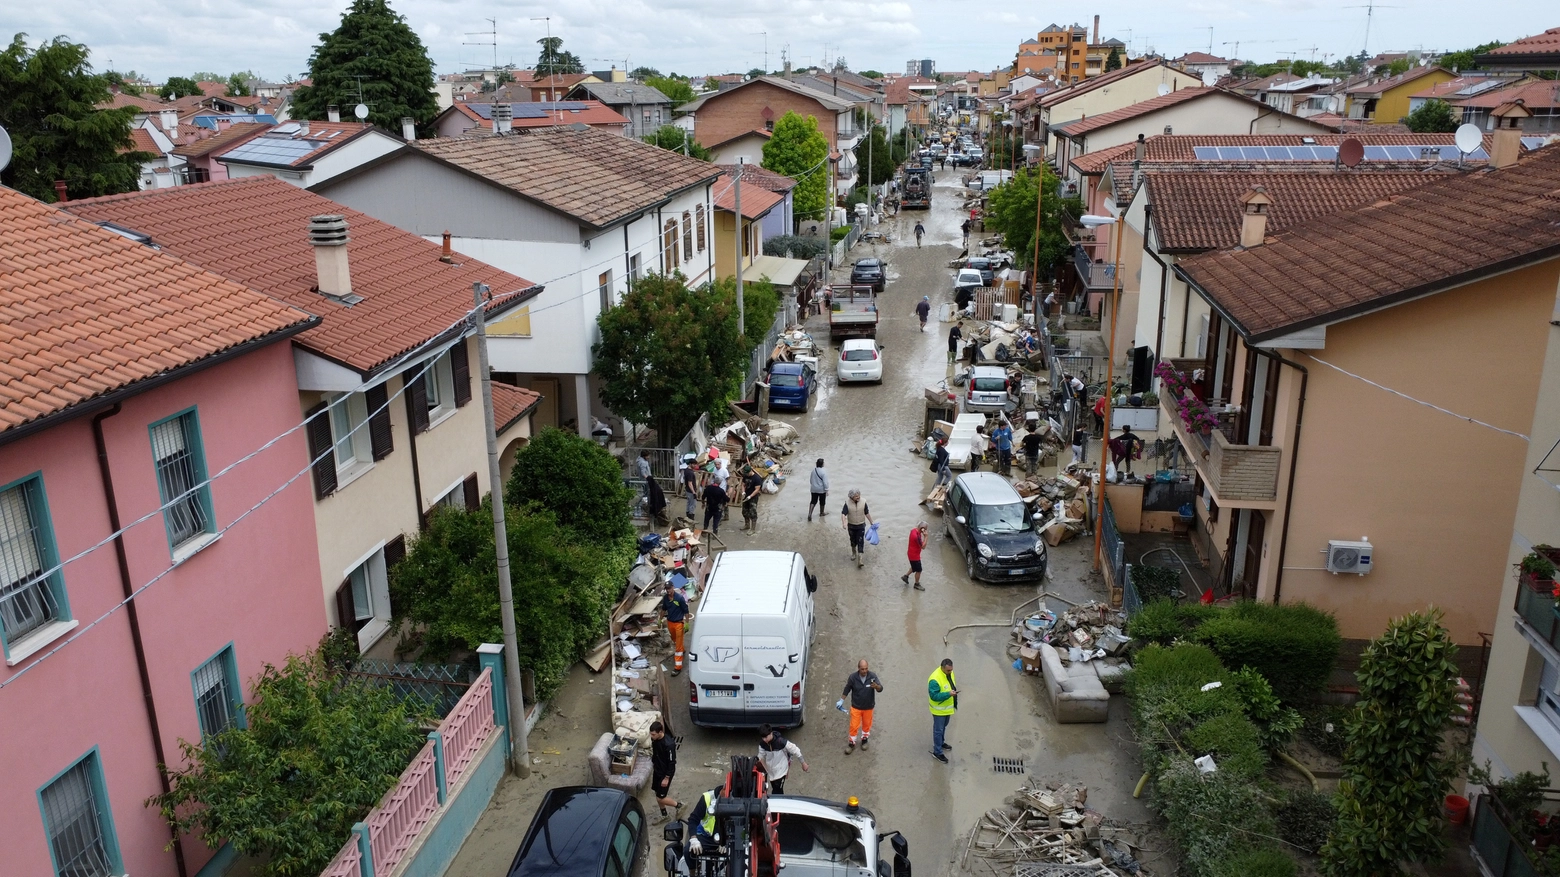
1471,792 -> 1559,877
1162,387 -> 1281,508
1515,573 -> 1560,654
1073,246 -> 1118,290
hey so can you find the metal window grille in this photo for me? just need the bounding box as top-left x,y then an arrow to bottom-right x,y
194,652 -> 236,737
0,481 -> 58,642
151,415 -> 209,547
41,759 -> 114,877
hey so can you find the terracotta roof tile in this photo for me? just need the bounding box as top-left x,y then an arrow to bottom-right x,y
1176,144 -> 1560,340
1144,170 -> 1442,252
491,382 -> 541,433
0,187 -> 314,433
1454,78 -> 1560,110
127,128 -> 161,155
439,100 -> 630,131
714,163 -> 797,193
63,177 -> 540,375
712,172 -> 782,219
1053,87 -> 1221,137
1486,28 -> 1560,56
171,122 -> 272,158
1346,66 -> 1449,96
217,121 -> 377,169
411,127 -> 721,228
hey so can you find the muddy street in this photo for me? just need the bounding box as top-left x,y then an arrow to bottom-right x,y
445,166 -> 1153,877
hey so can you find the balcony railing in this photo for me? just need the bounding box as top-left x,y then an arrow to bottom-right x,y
1073,245 -> 1117,290
1162,390 -> 1281,504
1516,575 -> 1560,653
1471,792 -> 1560,877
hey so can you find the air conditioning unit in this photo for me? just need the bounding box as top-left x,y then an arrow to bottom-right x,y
1326,540 -> 1373,575
1060,180 -> 1080,197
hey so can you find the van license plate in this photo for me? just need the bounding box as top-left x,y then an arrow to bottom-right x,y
704,689 -> 738,697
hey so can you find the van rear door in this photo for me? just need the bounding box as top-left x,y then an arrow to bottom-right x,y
740,626 -> 793,716
695,632 -> 743,706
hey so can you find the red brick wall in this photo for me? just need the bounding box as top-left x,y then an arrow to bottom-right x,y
695,82 -> 839,153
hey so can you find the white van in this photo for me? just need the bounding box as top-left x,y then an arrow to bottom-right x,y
687,550 -> 816,729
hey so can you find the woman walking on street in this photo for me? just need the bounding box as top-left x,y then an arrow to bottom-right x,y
808,458 -> 829,521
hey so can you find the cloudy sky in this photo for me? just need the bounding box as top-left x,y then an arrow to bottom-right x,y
4,0 -> 1554,82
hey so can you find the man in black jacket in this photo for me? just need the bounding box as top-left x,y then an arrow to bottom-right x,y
650,721 -> 681,820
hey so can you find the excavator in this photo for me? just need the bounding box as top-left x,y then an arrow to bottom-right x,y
662,755 -> 911,877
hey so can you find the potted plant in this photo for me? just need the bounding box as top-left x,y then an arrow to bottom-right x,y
1521,550 -> 1558,591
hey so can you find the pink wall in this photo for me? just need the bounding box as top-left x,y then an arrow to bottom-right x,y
0,340 -> 325,877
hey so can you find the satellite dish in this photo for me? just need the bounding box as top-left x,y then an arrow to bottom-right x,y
1157,83 -> 1171,96
353,103 -> 369,120
1338,137 -> 1364,168
0,125 -> 11,174
1202,70 -> 1218,87
1454,123 -> 1482,155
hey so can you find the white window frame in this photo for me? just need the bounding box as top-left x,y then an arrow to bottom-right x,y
344,544 -> 391,649
329,392 -> 373,485
433,478 -> 466,512
424,353 -> 457,428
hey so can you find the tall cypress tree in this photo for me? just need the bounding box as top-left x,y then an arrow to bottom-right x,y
0,34 -> 148,202
291,0 -> 438,134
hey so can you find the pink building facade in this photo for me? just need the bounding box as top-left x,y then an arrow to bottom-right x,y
0,323 -> 325,875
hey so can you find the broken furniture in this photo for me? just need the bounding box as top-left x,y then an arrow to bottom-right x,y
1038,643 -> 1110,724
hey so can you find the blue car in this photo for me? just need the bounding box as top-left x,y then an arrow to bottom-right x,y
767,362 -> 816,411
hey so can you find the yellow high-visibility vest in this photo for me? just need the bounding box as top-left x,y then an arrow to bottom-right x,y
928,667 -> 956,716
700,790 -> 717,836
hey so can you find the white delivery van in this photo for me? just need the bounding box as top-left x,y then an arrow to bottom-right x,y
687,550 -> 816,729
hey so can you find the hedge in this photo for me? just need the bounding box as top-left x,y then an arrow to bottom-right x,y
1126,599 -> 1340,702
1133,564 -> 1183,601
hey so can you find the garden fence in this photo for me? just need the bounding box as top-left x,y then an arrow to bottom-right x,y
345,659 -> 473,719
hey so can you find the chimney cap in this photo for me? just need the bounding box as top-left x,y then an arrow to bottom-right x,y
1240,186 -> 1272,209
308,214 -> 349,247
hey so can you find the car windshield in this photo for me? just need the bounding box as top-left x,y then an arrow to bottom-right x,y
842,349 -> 876,362
972,376 -> 1006,391
771,372 -> 803,387
973,501 -> 1030,532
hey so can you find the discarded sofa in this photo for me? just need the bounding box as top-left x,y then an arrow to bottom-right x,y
1038,644 -> 1110,724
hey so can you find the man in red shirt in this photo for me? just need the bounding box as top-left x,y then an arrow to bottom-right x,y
901,521 -> 929,590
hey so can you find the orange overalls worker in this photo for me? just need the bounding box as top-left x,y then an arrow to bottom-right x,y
842,660 -> 883,754
662,583 -> 690,674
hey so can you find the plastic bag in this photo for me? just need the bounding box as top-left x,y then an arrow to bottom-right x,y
762,477 -> 779,494
865,523 -> 880,546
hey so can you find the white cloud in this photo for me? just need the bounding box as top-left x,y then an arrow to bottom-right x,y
1,0 -> 1553,81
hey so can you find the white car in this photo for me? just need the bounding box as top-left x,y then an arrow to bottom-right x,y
837,338 -> 884,383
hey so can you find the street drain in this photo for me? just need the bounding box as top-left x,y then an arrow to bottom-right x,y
992,756 -> 1026,774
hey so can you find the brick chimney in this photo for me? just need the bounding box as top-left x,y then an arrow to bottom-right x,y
327,105 -> 341,123
1134,132 -> 1145,162
1490,99 -> 1532,169
400,117 -> 416,141
53,181 -> 68,203
1239,187 -> 1272,248
492,102 -> 513,135
308,215 -> 354,301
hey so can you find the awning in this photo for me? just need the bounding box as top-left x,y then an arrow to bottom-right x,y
742,255 -> 811,287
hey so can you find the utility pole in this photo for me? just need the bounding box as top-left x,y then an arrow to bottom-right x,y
472,283 -> 530,778
752,32 -> 768,73
735,159 -> 745,337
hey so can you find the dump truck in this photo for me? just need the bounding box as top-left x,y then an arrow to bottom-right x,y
661,755 -> 911,877
826,284 -> 879,340
901,166 -> 931,209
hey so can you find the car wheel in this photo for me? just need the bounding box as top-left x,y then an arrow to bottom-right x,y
966,553 -> 977,581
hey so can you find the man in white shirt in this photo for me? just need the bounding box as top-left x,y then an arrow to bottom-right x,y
970,425 -> 989,472
756,724 -> 809,795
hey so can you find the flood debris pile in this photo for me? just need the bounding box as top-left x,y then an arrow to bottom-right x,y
1013,601 -> 1132,690
1011,469 -> 1093,546
960,322 -> 1046,368
963,779 -> 1155,875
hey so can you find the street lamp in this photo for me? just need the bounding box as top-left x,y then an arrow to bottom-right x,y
1078,214 -> 1124,574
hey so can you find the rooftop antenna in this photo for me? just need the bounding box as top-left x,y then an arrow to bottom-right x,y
1345,2 -> 1403,57
464,18 -> 498,74
531,16 -> 560,123
1205,27 -> 1214,55
751,32 -> 768,73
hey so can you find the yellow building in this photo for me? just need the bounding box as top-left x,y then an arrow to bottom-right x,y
712,169 -> 781,281
1163,120 -> 1558,651
1344,65 -> 1455,124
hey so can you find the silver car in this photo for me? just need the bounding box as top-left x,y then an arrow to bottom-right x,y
962,366 -> 1017,414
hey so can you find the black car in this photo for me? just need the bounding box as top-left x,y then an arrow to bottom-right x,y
850,258 -> 886,292
507,786 -> 646,877
944,472 -> 1048,582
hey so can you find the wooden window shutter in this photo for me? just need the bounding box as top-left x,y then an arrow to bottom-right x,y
383,534 -> 407,569
365,383 -> 394,460
451,340 -> 473,407
305,402 -> 338,499
406,372 -> 430,434
462,472 -> 480,511
334,578 -> 357,630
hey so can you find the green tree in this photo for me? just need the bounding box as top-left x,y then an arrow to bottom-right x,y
1404,98 -> 1459,133
1105,47 -> 1122,72
703,76 -> 720,91
747,67 -> 767,79
984,166 -> 1082,272
158,75 -> 201,99
225,73 -> 250,97
390,500 -> 632,696
290,0 -> 439,134
1439,40 -> 1504,73
762,111 -> 830,221
1385,58 -> 1412,76
643,124 -> 711,160
645,75 -> 696,108
1321,610 -> 1459,876
710,276 -> 778,349
854,122 -> 897,187
505,427 -> 633,544
593,271 -> 746,441
0,35 -> 148,202
536,36 -> 584,75
860,70 -> 883,79
104,70 -> 141,95
151,646 -> 433,877
630,66 -> 662,80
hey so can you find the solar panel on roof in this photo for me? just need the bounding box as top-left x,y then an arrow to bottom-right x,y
221,137 -> 319,165
1240,147 -> 1267,160
1217,147 -> 1244,159
1314,146 -> 1338,160
1192,147 -> 1220,160
1521,137 -> 1547,150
